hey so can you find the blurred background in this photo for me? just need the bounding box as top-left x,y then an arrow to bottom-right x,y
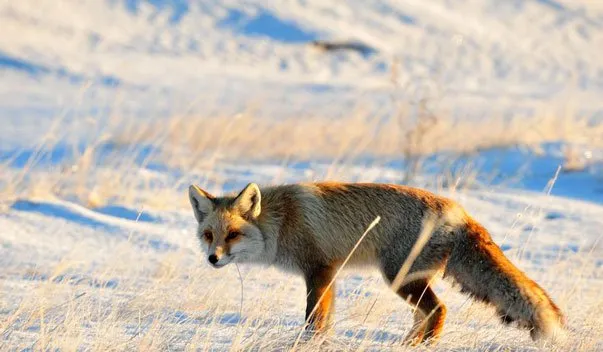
2,0 -> 602,207
2,0 -> 603,206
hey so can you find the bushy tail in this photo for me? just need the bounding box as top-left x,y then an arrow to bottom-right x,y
445,217 -> 566,342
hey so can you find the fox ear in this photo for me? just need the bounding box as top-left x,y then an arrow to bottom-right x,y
189,185 -> 215,223
233,183 -> 261,219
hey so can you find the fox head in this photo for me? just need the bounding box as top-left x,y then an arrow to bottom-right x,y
188,183 -> 265,268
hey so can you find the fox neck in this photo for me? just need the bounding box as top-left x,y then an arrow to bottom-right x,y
253,214 -> 280,265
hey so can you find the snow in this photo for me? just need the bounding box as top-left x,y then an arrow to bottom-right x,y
2,0 -> 603,137
1,0 -> 602,351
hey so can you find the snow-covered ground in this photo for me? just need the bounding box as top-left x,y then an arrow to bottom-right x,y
1,0 -> 603,351
1,159 -> 602,351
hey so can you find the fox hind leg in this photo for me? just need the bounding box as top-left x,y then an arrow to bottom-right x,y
403,304 -> 427,345
392,279 -> 447,345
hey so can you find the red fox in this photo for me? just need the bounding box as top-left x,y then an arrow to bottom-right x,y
188,182 -> 565,345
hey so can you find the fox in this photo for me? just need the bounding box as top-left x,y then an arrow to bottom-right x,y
188,182 -> 566,345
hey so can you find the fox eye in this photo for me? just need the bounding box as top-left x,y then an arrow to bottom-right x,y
203,230 -> 213,242
226,231 -> 242,241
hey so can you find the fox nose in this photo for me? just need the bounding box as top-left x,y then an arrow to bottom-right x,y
208,254 -> 218,264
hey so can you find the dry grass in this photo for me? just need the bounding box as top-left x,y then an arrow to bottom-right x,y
1,95 -> 602,351
1,86 -> 601,211
1,219 -> 601,351
114,104 -> 603,165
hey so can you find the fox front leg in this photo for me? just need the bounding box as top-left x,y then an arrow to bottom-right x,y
304,266 -> 336,333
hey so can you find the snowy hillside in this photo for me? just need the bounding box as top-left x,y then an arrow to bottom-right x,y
3,0 -> 603,90
2,0 -> 603,145
1,0 -> 603,351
